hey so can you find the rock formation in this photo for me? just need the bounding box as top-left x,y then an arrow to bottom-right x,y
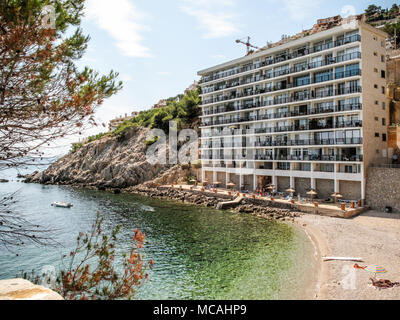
25,127 -> 190,188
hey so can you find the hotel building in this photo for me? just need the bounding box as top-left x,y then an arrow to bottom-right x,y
198,16 -> 389,201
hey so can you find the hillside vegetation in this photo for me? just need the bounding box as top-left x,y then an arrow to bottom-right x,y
71,88 -> 201,152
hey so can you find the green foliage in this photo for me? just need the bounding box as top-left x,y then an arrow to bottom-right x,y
70,142 -> 83,153
186,175 -> 197,185
70,132 -> 109,153
145,136 -> 159,146
365,3 -> 399,23
22,212 -> 153,300
112,88 -> 200,137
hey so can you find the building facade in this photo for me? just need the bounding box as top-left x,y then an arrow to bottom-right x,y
198,18 -> 389,201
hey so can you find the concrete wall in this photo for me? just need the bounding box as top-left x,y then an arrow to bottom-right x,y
366,167 -> 400,212
361,24 -> 390,171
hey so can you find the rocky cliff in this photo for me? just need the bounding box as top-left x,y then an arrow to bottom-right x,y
26,127 -> 180,188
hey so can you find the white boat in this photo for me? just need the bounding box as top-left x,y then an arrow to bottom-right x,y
51,202 -> 73,208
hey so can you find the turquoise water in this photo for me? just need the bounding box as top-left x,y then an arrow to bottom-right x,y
0,168 -> 316,300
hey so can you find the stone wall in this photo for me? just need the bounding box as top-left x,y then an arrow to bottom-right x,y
366,167 -> 400,212
340,181 -> 361,200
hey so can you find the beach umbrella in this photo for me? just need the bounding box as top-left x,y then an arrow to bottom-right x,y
286,188 -> 296,197
227,182 -> 236,189
190,179 -> 198,185
213,181 -> 222,188
364,265 -> 387,278
307,189 -> 318,201
331,192 -> 342,203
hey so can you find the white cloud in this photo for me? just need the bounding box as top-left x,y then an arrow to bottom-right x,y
85,0 -> 152,58
181,0 -> 240,39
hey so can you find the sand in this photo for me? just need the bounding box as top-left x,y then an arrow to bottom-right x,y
297,210 -> 400,300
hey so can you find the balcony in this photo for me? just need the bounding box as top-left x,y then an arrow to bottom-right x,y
201,70 -> 362,107
201,154 -> 363,162
201,51 -> 362,95
200,34 -> 361,84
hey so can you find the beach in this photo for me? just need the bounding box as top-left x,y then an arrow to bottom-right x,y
298,211 -> 400,300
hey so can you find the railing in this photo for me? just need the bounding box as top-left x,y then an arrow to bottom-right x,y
200,34 -> 361,84
202,102 -> 362,117
201,51 -> 361,94
201,154 -> 363,162
201,119 -> 362,132
201,69 -> 361,105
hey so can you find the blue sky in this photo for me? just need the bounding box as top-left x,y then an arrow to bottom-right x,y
50,0 -> 396,154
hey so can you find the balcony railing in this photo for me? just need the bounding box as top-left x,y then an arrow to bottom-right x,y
201,154 -> 363,162
200,34 -> 361,84
201,117 -> 362,132
201,138 -> 363,149
201,69 -> 362,107
201,51 -> 361,95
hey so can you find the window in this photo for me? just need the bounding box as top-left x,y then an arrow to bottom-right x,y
381,70 -> 386,78
381,55 -> 385,62
376,149 -> 380,154
381,40 -> 385,48
374,68 -> 378,73
374,51 -> 378,56
375,133 -> 380,137
375,101 -> 379,105
373,36 -> 377,41
375,117 -> 379,121
382,86 -> 386,94
382,118 -> 386,126
374,84 -> 378,89
383,134 -> 387,142
383,102 -> 386,110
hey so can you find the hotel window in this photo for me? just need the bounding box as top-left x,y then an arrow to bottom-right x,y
374,84 -> 378,89
383,134 -> 387,142
381,70 -> 386,78
382,118 -> 386,126
314,70 -> 332,83
382,86 -> 385,94
375,133 -> 380,137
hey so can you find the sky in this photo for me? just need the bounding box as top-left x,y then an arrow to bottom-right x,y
46,0 -> 397,156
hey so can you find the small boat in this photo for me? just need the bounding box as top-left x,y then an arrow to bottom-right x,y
51,202 -> 73,208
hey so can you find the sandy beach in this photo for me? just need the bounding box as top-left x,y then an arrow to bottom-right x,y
297,210 -> 400,300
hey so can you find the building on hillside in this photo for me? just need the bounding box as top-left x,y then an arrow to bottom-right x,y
152,99 -> 167,109
185,81 -> 199,93
108,112 -> 139,132
197,15 -> 389,202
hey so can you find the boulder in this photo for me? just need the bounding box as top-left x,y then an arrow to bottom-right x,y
0,279 -> 63,300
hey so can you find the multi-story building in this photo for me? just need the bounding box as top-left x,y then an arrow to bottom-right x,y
197,16 -> 389,201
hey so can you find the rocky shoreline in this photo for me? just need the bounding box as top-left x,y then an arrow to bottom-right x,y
127,186 -> 303,221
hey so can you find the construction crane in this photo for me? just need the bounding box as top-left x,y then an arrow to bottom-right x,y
236,37 -> 259,55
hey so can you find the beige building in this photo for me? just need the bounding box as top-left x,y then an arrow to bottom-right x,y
198,16 -> 389,202
108,112 -> 139,132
